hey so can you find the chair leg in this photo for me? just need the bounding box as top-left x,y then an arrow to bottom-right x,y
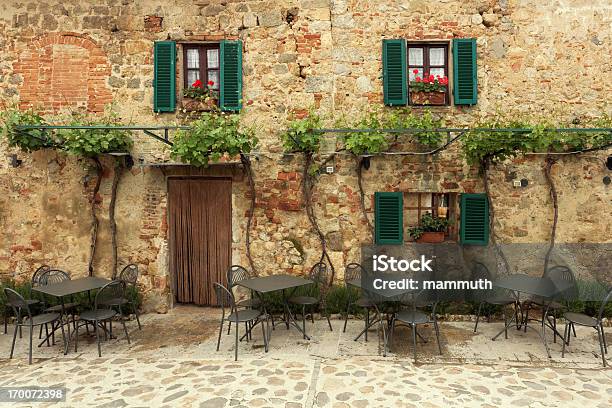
434,319 -> 442,355
572,322 -> 576,337
601,324 -> 607,354
216,318 -> 224,352
343,301 -> 351,333
227,321 -> 232,335
365,309 -> 369,342
28,324 -> 33,365
325,306 -> 333,332
131,301 -> 141,330
474,302 -> 483,333
58,320 -> 67,356
561,322 -> 568,358
412,324 -> 418,363
119,305 -> 130,344
311,308 -> 315,324
302,305 -> 307,340
44,324 -> 50,347
9,323 -> 18,359
234,320 -> 239,362
39,324 -> 43,340
552,315 -> 557,344
261,319 -> 268,353
524,307 -> 529,332
75,321 -> 79,352
94,320 -> 101,357
503,307 -> 508,340
514,302 -> 520,330
596,326 -> 607,367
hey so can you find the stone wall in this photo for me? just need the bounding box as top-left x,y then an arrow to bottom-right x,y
0,0 -> 610,311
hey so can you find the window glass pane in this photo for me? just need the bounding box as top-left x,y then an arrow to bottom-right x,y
429,48 -> 445,66
430,67 -> 446,79
207,49 -> 219,69
187,70 -> 200,85
187,49 -> 200,69
409,68 -> 423,81
408,48 -> 423,66
207,70 -> 219,90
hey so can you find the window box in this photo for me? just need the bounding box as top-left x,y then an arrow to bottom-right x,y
409,90 -> 446,106
181,96 -> 218,112
415,231 -> 445,243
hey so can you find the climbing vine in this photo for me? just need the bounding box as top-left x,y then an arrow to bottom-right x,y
281,112 -> 336,284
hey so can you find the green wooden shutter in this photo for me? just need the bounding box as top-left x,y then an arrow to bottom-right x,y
375,192 -> 403,244
382,39 -> 407,106
153,41 -> 176,112
460,193 -> 489,245
453,38 -> 477,105
220,40 -> 243,111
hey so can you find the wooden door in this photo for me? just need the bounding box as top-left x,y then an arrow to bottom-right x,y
168,178 -> 231,306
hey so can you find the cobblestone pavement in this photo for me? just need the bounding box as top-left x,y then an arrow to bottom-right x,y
0,307 -> 610,407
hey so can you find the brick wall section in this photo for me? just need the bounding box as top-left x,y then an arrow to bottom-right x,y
13,32 -> 112,112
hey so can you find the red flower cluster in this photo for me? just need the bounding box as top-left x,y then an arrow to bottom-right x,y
191,79 -> 215,88
411,69 -> 448,85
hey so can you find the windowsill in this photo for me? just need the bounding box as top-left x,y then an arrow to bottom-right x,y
180,97 -> 219,112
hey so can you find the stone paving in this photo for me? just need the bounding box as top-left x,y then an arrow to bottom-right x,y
0,307 -> 610,407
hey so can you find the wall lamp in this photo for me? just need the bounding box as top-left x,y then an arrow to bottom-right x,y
8,154 -> 22,168
606,155 -> 612,171
361,156 -> 371,170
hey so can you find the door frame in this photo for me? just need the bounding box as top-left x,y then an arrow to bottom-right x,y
166,175 -> 233,305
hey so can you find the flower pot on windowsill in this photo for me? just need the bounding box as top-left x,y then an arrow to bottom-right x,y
410,91 -> 446,106
416,231 -> 446,243
181,97 -> 218,112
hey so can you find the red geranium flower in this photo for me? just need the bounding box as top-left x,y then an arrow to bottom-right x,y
192,79 -> 203,88
429,74 -> 435,81
207,80 -> 214,86
412,69 -> 419,74
415,76 -> 422,82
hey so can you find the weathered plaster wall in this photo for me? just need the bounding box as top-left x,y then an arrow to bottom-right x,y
0,0 -> 610,311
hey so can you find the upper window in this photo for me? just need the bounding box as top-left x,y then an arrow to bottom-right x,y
183,44 -> 220,90
407,43 -> 449,106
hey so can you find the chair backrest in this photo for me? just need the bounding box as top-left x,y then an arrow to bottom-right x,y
309,262 -> 328,285
227,265 -> 250,288
94,280 -> 126,310
344,263 -> 364,283
597,287 -> 612,322
119,264 -> 139,286
545,265 -> 578,301
31,265 -> 51,287
3,288 -> 32,320
39,269 -> 71,286
470,262 -> 494,302
213,282 -> 236,316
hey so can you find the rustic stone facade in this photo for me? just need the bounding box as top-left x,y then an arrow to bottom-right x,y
0,1 -> 610,312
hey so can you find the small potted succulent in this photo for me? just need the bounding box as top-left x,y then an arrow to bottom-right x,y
409,70 -> 448,105
182,79 -> 219,111
408,213 -> 450,243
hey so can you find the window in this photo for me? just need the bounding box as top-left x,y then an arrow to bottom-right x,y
407,43 -> 449,105
405,192 -> 458,241
183,44 -> 220,91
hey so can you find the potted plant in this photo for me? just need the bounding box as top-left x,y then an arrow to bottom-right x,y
408,213 -> 450,243
182,79 -> 219,111
409,71 -> 448,105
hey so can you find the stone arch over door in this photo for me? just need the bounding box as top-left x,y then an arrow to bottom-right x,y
13,32 -> 113,113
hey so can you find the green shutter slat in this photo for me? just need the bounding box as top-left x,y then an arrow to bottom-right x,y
453,38 -> 477,105
220,40 -> 243,111
375,192 -> 403,244
382,39 -> 407,106
153,41 -> 176,112
460,193 -> 489,245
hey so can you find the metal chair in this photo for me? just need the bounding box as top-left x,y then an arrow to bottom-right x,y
226,265 -> 262,336
214,282 -> 268,361
390,282 -> 442,363
562,287 -> 612,367
342,263 -> 375,340
523,265 -> 577,343
3,266 -> 46,335
288,262 -> 333,338
471,262 -> 518,338
75,280 -> 131,357
4,288 -> 65,364
38,270 -> 80,340
99,264 -> 141,330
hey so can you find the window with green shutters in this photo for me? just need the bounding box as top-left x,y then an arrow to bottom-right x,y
460,193 -> 489,245
452,38 -> 478,105
382,39 -> 407,106
220,40 -> 243,111
153,41 -> 176,112
375,192 -> 404,245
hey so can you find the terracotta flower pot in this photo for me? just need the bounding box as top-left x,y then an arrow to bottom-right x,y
416,231 -> 445,243
181,97 -> 218,112
410,91 -> 446,105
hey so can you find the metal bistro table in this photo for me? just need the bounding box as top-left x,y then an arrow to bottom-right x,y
237,274 -> 314,340
348,275 -> 418,356
492,274 -> 572,358
33,276 -> 111,354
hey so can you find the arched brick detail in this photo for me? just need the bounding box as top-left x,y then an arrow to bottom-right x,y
14,32 -> 113,113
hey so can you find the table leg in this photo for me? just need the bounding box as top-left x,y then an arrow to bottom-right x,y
281,289 -> 311,340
